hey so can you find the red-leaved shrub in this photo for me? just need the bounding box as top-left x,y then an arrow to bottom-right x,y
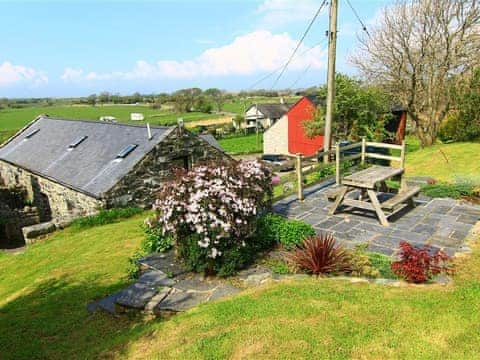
391,241 -> 454,283
288,233 -> 350,275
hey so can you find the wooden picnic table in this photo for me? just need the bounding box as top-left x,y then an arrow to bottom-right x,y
329,165 -> 420,227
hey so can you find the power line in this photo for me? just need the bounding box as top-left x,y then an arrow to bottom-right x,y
345,0 -> 371,37
289,64 -> 312,89
270,0 -> 328,89
247,41 -> 326,90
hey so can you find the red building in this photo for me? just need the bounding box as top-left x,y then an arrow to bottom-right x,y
263,95 -> 324,156
287,96 -> 324,156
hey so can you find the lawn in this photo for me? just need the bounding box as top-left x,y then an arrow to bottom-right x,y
1,211 -> 479,358
218,133 -> 263,154
0,214 -> 149,359
405,142 -> 480,182
0,105 -> 222,133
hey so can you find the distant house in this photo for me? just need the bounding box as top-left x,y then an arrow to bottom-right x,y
0,116 -> 227,228
237,101 -> 291,131
263,96 -> 324,156
130,113 -> 144,121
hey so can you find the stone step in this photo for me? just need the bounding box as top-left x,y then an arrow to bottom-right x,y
115,283 -> 159,309
137,270 -> 176,287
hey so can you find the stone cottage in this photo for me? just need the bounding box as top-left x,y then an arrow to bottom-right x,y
0,116 -> 227,245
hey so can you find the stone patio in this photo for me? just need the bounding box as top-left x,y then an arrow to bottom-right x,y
273,180 -> 480,256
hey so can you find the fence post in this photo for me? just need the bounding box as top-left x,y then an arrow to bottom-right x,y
335,142 -> 341,185
361,137 -> 366,166
400,139 -> 406,169
296,153 -> 304,201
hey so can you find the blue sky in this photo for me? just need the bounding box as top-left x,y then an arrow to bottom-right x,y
0,0 -> 391,98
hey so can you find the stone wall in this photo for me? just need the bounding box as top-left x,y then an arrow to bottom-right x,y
104,128 -> 230,208
0,186 -> 41,247
0,161 -> 103,224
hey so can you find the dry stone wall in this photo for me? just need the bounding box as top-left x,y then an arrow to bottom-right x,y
105,128 -> 229,208
0,161 -> 103,223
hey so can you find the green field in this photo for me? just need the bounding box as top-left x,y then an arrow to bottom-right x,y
222,96 -> 301,115
218,133 -> 263,154
1,208 -> 480,358
0,105 -> 222,140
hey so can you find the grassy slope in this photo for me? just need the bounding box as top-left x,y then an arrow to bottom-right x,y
0,215 -> 148,359
406,142 -> 480,182
1,211 -> 480,358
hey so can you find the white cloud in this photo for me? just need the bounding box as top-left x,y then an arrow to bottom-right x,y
256,0 -> 324,28
0,61 -> 48,87
61,30 -> 327,82
60,67 -> 84,82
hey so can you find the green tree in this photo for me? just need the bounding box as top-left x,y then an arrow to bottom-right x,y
204,88 -> 225,112
305,74 -> 391,141
440,69 -> 480,142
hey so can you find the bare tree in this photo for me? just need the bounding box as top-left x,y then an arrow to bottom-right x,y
352,0 -> 480,146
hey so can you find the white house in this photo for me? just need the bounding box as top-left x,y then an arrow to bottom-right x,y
235,102 -> 291,131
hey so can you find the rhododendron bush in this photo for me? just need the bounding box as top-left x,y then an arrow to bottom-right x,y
147,160 -> 273,275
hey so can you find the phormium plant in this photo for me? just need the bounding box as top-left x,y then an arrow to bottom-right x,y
288,233 -> 350,275
391,241 -> 454,283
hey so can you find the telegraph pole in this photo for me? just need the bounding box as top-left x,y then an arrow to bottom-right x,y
323,0 -> 338,163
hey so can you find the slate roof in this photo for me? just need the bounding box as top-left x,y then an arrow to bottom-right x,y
0,116 -> 175,198
198,134 -> 223,151
248,103 -> 291,119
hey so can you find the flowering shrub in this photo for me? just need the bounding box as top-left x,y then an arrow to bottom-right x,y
147,160 -> 272,275
391,241 -> 454,283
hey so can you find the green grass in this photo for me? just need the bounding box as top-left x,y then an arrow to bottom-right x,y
406,142 -> 480,182
0,105 -> 222,132
1,210 -> 480,359
70,207 -> 143,230
218,133 -> 263,154
0,214 -> 150,359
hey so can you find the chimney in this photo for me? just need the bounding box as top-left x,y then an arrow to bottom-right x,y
147,123 -> 152,140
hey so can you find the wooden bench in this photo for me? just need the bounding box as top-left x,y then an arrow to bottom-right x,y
381,186 -> 421,211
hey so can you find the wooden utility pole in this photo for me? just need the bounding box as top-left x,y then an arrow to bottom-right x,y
323,0 -> 338,163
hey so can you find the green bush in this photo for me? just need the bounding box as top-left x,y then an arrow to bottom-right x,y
278,220 -> 316,250
127,250 -> 146,279
255,213 -> 285,247
421,182 -> 475,199
347,244 -> 380,278
142,225 -> 173,253
71,207 -> 143,230
254,213 -> 316,250
368,252 -> 396,279
177,233 -> 259,277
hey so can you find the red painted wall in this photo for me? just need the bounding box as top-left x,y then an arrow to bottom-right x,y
287,97 -> 324,156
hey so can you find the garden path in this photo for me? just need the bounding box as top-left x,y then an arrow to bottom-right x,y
273,179 -> 480,256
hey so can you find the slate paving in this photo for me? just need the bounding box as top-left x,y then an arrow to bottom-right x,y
88,250 -> 243,315
273,180 -> 480,256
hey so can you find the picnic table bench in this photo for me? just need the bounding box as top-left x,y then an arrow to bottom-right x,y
328,165 -> 420,227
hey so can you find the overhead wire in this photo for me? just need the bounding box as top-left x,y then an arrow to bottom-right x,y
345,0 -> 371,38
270,0 -> 328,89
247,40 -> 326,90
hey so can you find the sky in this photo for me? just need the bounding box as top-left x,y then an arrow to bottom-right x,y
0,0 -> 391,98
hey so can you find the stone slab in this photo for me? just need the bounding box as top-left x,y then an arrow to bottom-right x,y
137,271 -> 176,287
155,289 -> 209,312
115,283 -> 158,309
